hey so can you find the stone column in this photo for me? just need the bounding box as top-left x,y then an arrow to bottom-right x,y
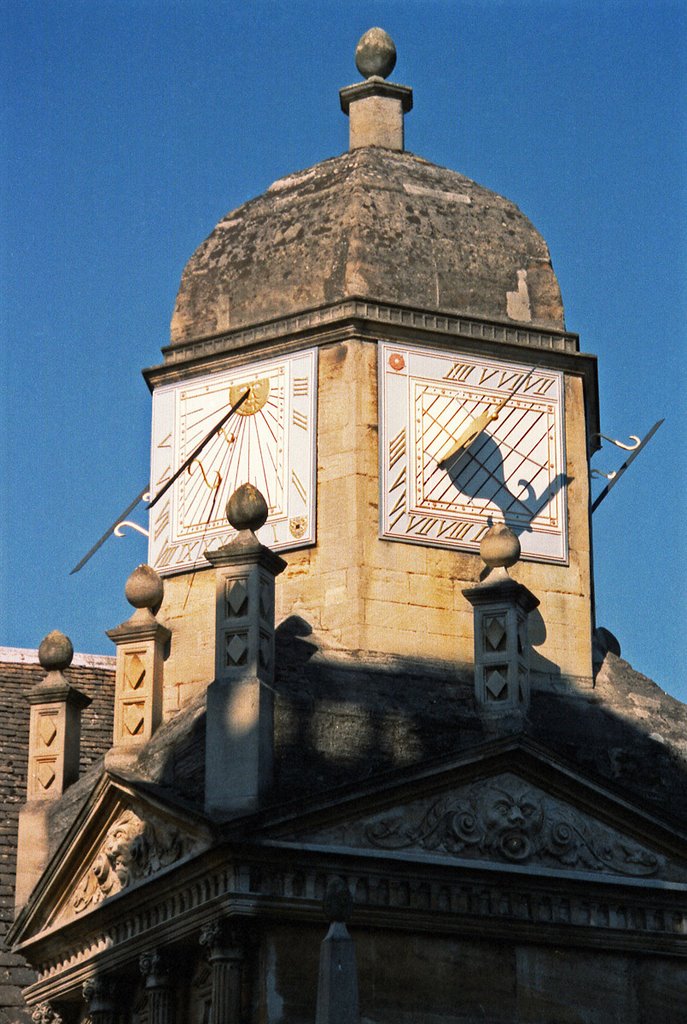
106,564 -> 170,757
315,880 -> 360,1024
16,631 -> 91,909
462,525 -> 539,719
339,28 -> 412,152
199,919 -> 246,1024
82,978 -> 117,1024
140,950 -> 176,1024
204,484 -> 286,817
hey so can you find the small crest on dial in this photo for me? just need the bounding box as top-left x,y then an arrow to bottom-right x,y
289,515 -> 308,539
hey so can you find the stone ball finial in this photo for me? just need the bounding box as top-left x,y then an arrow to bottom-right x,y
355,27 -> 397,79
480,523 -> 521,570
323,878 -> 353,923
125,564 -> 164,610
227,482 -> 269,533
38,630 -> 74,672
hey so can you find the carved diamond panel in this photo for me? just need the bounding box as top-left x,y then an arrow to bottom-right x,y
123,702 -> 145,736
125,653 -> 146,690
226,633 -> 248,666
227,580 -> 248,617
484,616 -> 507,651
36,761 -> 56,791
39,714 -> 57,747
485,668 -> 508,700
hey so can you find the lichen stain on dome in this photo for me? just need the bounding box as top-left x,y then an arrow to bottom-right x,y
169,148 -> 565,346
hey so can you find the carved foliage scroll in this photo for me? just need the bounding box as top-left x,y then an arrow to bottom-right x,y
365,774 -> 661,877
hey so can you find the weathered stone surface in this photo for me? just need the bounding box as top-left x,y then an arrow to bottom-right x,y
170,148 -> 564,346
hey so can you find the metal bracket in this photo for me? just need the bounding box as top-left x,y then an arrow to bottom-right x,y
591,420 -> 664,513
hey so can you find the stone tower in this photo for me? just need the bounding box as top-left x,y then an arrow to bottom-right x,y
144,28 -> 598,714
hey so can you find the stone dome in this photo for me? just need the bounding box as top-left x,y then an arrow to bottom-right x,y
170,146 -> 564,346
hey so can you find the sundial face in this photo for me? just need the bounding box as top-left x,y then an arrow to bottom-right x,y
149,348 -> 317,574
379,342 -> 568,563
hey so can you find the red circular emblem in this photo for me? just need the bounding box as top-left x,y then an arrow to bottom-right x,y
389,353 -> 405,371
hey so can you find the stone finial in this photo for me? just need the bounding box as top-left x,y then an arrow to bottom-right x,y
38,630 -> 74,676
315,881 -> 360,1024
480,523 -> 521,575
340,28 -> 412,152
355,27 -> 397,79
125,563 -> 164,613
226,481 -> 269,535
106,565 -> 170,753
463,524 -> 538,721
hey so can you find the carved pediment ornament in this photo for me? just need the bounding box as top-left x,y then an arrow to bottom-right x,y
366,775 -> 661,877
72,808 -> 190,914
31,1006 -> 62,1024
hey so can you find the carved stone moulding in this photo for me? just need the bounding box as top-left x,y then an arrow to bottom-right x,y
160,298 -> 579,369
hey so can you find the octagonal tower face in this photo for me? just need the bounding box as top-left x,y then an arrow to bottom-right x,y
144,36 -> 597,715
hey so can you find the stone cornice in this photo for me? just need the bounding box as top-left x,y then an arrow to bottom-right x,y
18,844 -> 687,1005
145,299 -> 582,379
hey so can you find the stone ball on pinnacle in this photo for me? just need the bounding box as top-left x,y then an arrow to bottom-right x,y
355,27 -> 397,79
480,523 -> 521,570
38,630 -> 74,672
125,564 -> 164,610
227,482 -> 269,533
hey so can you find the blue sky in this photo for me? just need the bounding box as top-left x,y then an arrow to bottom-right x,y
1,1 -> 685,699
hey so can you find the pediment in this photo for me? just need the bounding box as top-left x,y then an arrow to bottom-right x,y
264,750 -> 687,885
16,773 -> 211,940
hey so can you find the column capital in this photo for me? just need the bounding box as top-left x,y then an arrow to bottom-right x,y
199,917 -> 246,961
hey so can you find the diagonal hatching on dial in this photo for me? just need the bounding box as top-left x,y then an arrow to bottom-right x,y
423,400 -> 533,507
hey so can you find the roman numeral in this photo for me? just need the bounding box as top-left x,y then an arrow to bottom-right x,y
407,514 -> 440,536
153,500 -> 171,542
155,464 -> 172,490
389,466 -> 406,492
292,376 -> 309,396
444,361 -> 473,382
388,490 -> 407,528
291,469 -> 307,503
498,370 -> 526,391
155,542 -> 176,569
177,540 -> 202,563
478,367 -> 499,386
388,428 -> 407,470
524,374 -> 554,395
156,432 -> 172,449
292,409 -> 308,431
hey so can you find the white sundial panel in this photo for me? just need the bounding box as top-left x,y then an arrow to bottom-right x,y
149,348 -> 317,575
379,343 -> 568,563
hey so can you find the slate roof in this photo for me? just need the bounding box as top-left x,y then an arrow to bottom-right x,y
0,650 -> 114,1022
170,147 -> 565,346
34,633 -> 687,859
